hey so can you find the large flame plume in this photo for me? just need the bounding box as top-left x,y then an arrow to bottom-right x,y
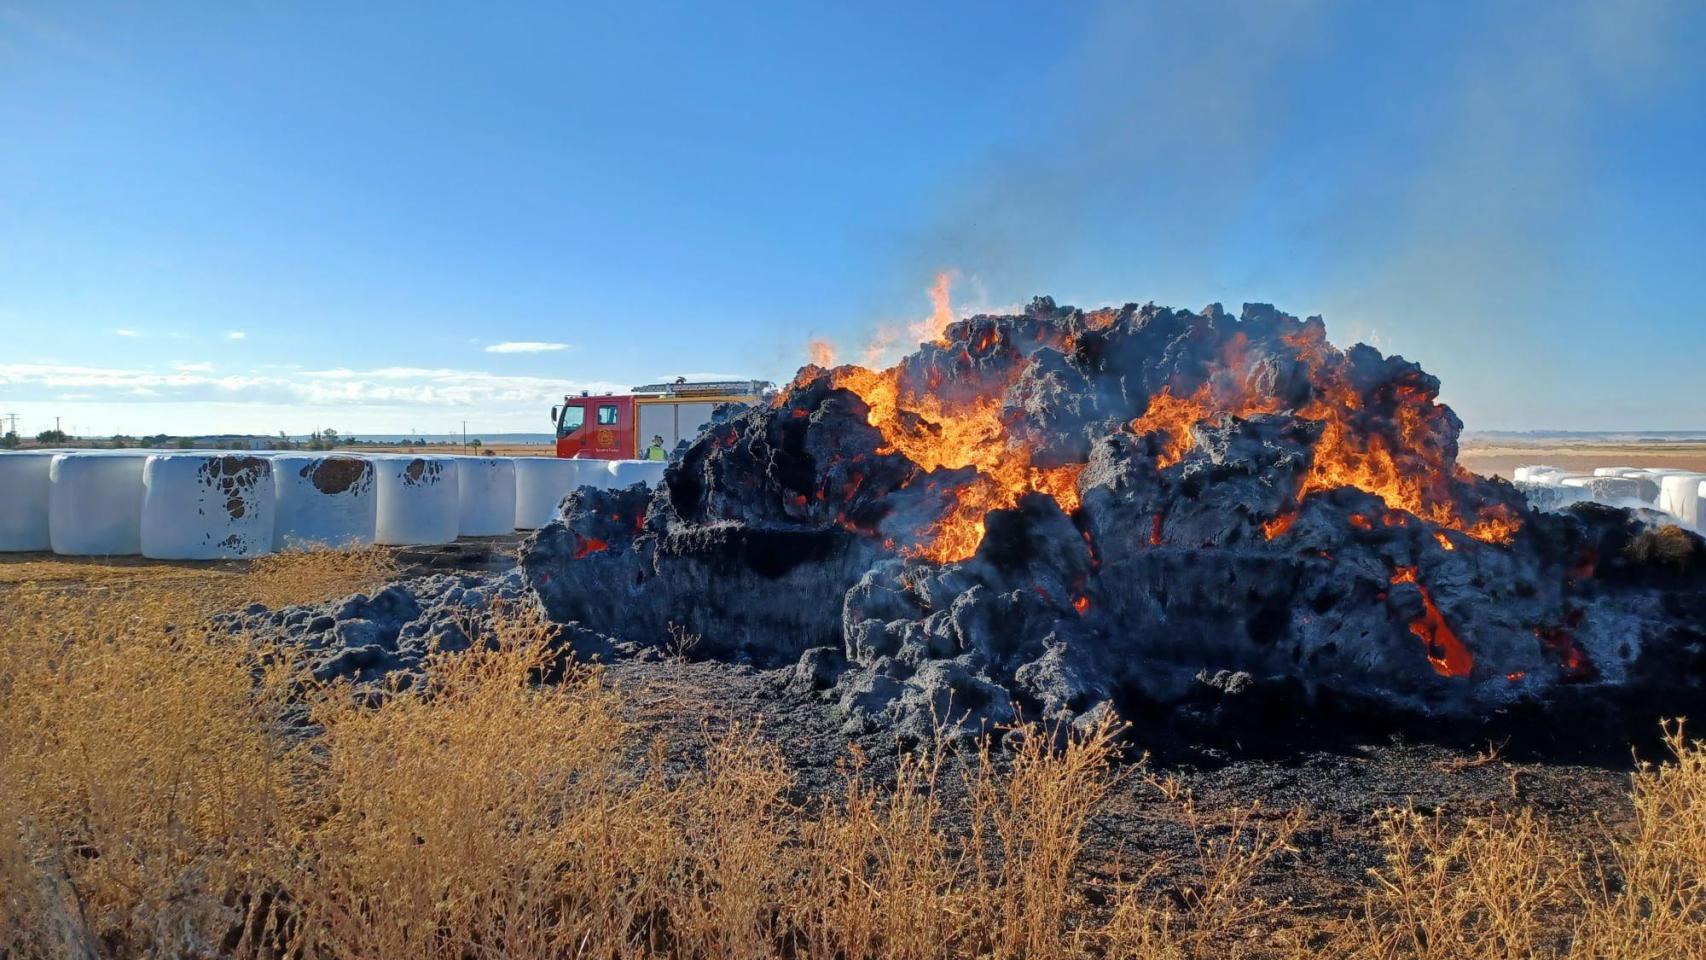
793,293 -> 1518,565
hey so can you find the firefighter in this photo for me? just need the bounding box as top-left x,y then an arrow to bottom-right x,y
645,434 -> 667,461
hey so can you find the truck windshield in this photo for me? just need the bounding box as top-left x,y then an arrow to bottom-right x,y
558,404 -> 585,437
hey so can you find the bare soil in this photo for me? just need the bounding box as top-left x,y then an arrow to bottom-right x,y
1460,439 -> 1706,480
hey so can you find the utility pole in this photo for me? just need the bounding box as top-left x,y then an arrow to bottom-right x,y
462,420 -> 467,449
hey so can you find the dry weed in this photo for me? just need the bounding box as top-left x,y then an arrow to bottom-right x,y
4,553 -> 1705,959
1624,524 -> 1697,572
235,546 -> 397,611
0,584 -> 297,957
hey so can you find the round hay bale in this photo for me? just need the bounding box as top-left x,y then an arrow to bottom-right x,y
607,459 -> 667,489
1656,473 -> 1706,530
48,452 -> 151,556
141,454 -> 275,559
271,454 -> 376,550
513,458 -> 608,530
374,456 -> 460,545
456,456 -> 518,536
0,452 -> 55,552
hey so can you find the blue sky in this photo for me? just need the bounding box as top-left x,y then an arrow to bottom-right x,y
2,0 -> 1702,436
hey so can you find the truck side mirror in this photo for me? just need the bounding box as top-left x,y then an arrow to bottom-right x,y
550,406 -> 559,425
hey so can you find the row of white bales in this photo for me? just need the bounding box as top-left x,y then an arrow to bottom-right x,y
0,450 -> 665,558
1514,465 -> 1706,532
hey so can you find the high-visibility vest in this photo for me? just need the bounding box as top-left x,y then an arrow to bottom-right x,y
645,445 -> 666,461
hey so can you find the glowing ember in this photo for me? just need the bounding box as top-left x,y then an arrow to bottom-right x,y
1536,626 -> 1598,682
1261,512 -> 1297,539
573,534 -> 610,559
1391,566 -> 1473,678
1073,595 -> 1090,614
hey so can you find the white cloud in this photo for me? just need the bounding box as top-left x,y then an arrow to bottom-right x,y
114,328 -> 141,337
484,341 -> 569,354
227,331 -> 247,340
0,361 -> 625,420
174,361 -> 214,372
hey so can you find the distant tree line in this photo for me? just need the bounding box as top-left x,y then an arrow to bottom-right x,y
4,428 -> 507,453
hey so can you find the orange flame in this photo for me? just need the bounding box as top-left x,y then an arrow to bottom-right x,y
823,362 -> 1081,563
913,270 -> 956,347
807,340 -> 837,367
1391,566 -> 1472,677
1124,333 -> 1521,545
857,270 -> 958,368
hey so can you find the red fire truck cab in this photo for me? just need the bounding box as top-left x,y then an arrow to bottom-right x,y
552,379 -> 774,460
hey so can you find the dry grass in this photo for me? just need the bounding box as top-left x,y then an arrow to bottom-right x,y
1625,525 -> 1699,572
1318,720 -> 1706,959
2,553 -> 1704,958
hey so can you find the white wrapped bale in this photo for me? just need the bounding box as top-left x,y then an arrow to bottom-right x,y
0,451 -> 52,550
1559,475 -> 1642,504
1593,466 -> 1639,477
607,459 -> 667,489
1612,469 -> 1667,503
374,456 -> 460,545
48,452 -> 150,556
141,454 -> 275,559
271,454 -> 377,550
0,452 -> 55,552
1514,465 -> 1569,486
456,456 -> 518,536
513,458 -> 607,529
1656,473 -> 1706,531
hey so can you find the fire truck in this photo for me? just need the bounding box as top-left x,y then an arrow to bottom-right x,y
552,379 -> 774,459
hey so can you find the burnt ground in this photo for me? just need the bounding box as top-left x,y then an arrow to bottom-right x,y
602,653 -> 1638,930
391,532 -> 530,576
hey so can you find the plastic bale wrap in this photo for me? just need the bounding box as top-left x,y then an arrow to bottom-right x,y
607,458 -> 667,489
1656,473 -> 1706,531
455,455 -> 518,536
141,453 -> 275,559
514,458 -> 609,529
48,452 -> 151,556
374,456 -> 461,545
1593,466 -> 1640,477
0,452 -> 55,551
1610,470 -> 1665,504
1560,475 -> 1642,506
1514,464 -> 1569,485
271,454 -> 377,550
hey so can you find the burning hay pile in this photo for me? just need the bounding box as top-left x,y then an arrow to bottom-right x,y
524,298 -> 1706,747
